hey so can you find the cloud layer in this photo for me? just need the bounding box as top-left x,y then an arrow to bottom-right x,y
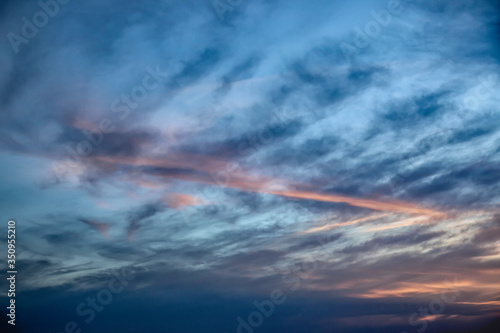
0,0 -> 499,332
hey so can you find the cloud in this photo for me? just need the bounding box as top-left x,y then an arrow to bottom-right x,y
1,0 -> 500,332
79,218 -> 111,238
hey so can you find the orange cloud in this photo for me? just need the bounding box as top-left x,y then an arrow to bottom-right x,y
354,280 -> 473,299
268,189 -> 446,217
164,193 -> 207,209
91,154 -> 446,217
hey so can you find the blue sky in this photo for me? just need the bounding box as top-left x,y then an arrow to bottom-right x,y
1,0 -> 500,332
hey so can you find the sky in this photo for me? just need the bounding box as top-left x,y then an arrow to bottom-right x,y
0,0 -> 500,332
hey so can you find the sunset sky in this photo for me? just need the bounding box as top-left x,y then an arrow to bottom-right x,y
1,0 -> 499,332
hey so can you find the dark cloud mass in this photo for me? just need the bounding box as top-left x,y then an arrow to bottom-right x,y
0,0 -> 499,332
